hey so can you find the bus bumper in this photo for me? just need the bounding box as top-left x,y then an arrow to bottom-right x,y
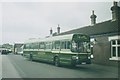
76,58 -> 91,64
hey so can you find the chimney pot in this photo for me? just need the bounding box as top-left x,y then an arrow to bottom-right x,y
111,1 -> 120,21
57,24 -> 60,34
90,10 -> 97,25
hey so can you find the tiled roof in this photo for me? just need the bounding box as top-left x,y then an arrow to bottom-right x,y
59,20 -> 119,36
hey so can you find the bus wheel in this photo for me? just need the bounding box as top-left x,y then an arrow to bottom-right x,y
71,60 -> 76,67
54,57 -> 60,67
29,54 -> 33,61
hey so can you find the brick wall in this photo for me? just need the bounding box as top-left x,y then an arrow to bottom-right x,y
91,35 -> 118,67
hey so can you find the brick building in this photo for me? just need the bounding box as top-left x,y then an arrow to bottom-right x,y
58,1 -> 120,67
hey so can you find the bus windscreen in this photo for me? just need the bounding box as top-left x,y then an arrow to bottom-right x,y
71,34 -> 90,53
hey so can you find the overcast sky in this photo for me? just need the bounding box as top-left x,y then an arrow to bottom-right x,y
0,0 -> 120,45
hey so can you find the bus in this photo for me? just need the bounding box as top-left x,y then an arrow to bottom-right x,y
23,33 -> 91,67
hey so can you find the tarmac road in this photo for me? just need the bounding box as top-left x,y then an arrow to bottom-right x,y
1,53 -> 119,78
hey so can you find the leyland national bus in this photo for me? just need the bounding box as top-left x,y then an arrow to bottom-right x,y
23,33 -> 91,67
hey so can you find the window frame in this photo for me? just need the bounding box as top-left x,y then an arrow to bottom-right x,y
109,35 -> 120,61
60,40 -> 71,50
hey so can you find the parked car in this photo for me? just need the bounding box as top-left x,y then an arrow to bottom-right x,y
0,48 -> 12,55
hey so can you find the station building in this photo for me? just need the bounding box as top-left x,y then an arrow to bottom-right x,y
57,1 -> 120,67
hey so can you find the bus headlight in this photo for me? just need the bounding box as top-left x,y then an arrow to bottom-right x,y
88,56 -> 91,59
90,54 -> 94,58
76,56 -> 79,59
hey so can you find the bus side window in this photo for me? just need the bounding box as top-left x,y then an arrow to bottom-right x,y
55,41 -> 60,49
50,42 -> 52,49
45,42 -> 52,49
60,41 -> 70,49
52,42 -> 55,49
45,42 -> 48,49
66,41 -> 71,49
24,44 -> 26,49
27,44 -> 31,49
61,41 -> 65,49
64,41 -> 67,49
32,43 -> 39,49
25,44 -> 28,49
39,42 -> 45,49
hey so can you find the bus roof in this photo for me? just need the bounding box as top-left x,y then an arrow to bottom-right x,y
24,33 -> 87,43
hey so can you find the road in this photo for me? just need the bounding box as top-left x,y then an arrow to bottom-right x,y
1,53 -> 119,78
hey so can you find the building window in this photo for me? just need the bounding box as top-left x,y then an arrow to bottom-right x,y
109,36 -> 120,60
118,47 -> 120,57
112,46 -> 116,57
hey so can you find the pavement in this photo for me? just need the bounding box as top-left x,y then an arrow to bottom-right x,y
78,63 -> 118,76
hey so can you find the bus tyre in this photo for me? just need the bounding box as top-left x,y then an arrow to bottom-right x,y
54,57 -> 60,67
71,60 -> 76,67
29,54 -> 33,61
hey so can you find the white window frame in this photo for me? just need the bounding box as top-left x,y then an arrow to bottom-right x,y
109,35 -> 120,61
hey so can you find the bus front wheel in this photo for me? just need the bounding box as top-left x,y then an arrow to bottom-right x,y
71,60 -> 76,67
29,53 -> 33,61
54,57 -> 60,67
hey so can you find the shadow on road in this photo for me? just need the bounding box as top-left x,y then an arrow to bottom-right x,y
28,59 -> 97,72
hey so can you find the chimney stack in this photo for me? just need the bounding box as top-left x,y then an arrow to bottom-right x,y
90,10 -> 97,25
57,24 -> 60,34
111,1 -> 120,21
